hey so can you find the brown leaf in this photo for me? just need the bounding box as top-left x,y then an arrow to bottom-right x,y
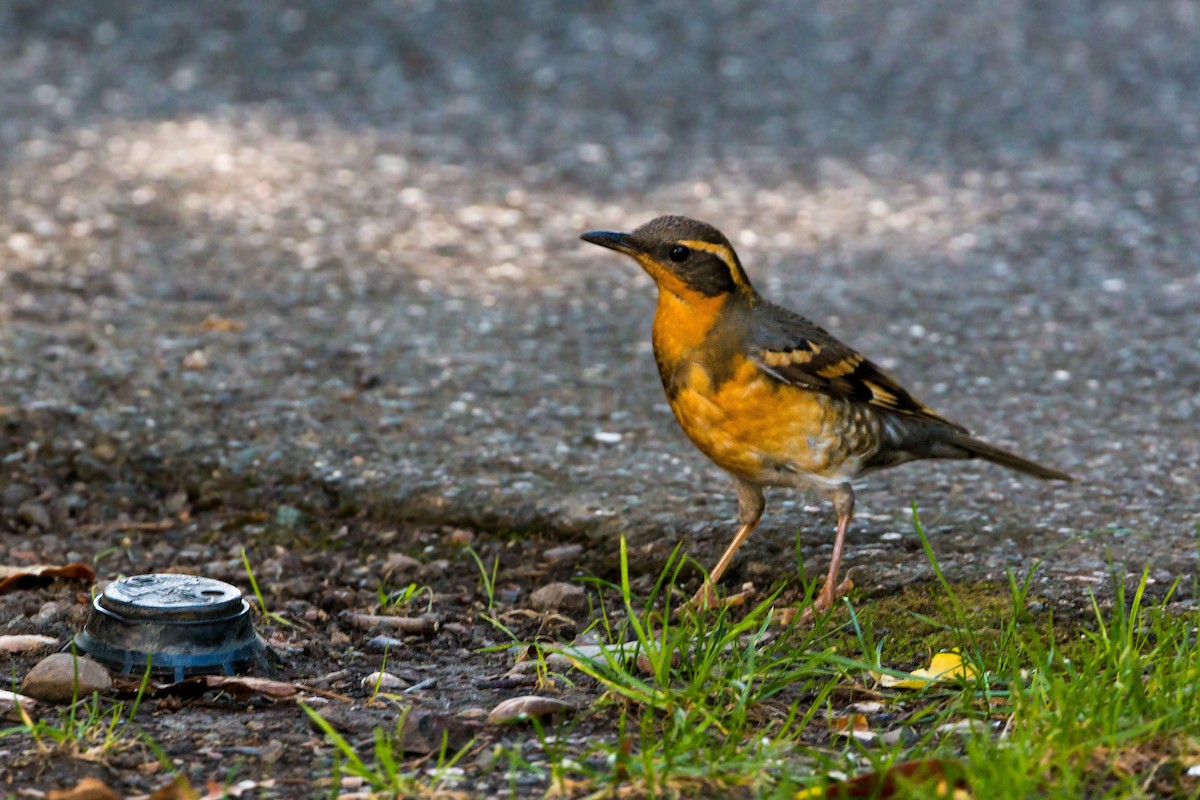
487,695 -> 576,725
191,675 -> 300,700
0,563 -> 96,595
200,778 -> 272,799
154,675 -> 292,701
829,713 -> 878,744
0,688 -> 39,720
47,778 -> 121,800
149,775 -> 201,800
801,758 -> 968,799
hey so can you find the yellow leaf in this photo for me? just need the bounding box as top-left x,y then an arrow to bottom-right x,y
878,649 -> 977,689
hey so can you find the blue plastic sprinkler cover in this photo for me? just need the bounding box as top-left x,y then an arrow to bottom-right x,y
73,573 -> 272,682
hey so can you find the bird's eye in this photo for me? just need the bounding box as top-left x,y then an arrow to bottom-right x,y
669,245 -> 691,263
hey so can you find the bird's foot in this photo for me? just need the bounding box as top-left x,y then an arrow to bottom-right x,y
772,572 -> 854,627
679,581 -> 756,617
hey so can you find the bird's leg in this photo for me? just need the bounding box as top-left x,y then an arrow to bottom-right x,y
776,484 -> 855,626
687,478 -> 764,612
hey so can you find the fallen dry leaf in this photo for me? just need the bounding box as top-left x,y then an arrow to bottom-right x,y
878,649 -> 978,689
796,758 -> 967,798
830,713 -> 874,741
184,675 -> 300,700
487,695 -> 576,725
47,778 -> 121,800
0,563 -> 96,595
0,688 -> 39,720
148,775 -> 201,800
0,634 -> 60,654
202,778 -> 270,799
156,674 -> 353,704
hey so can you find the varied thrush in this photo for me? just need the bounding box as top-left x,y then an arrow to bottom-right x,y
582,215 -> 1072,623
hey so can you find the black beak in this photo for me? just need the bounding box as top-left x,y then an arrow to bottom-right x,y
580,230 -> 640,255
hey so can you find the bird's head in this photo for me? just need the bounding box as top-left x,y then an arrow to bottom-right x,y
581,215 -> 753,300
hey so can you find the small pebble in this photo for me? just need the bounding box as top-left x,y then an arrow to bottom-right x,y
365,634 -> 406,651
382,553 -> 422,579
33,601 -> 61,626
936,719 -> 990,736
2,483 -> 36,508
529,582 -> 586,612
16,501 -> 51,530
458,707 -> 489,720
361,671 -> 409,691
446,529 -> 474,546
403,677 -> 437,694
543,544 -> 584,565
21,653 -> 112,703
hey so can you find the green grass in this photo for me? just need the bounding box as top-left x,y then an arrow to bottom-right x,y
302,702 -> 474,798
478,511 -> 1200,799
264,510 -> 1200,798
465,545 -> 501,611
241,546 -> 295,628
1,653 -> 161,763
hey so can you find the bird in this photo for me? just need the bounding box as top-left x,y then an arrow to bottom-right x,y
581,215 -> 1072,623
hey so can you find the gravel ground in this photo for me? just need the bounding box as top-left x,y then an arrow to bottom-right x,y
1,0 -> 1198,732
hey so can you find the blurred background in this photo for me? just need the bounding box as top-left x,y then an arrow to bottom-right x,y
1,0 -> 1197,588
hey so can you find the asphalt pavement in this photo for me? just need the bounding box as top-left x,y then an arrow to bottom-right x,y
1,0 -> 1197,597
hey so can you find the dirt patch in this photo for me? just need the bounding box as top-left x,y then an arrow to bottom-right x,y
1,507 -> 594,796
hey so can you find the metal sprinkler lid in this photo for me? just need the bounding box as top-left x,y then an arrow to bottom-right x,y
99,573 -> 244,621
74,573 -> 273,681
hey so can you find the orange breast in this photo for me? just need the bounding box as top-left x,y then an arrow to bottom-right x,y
667,357 -> 842,480
651,288 -> 871,484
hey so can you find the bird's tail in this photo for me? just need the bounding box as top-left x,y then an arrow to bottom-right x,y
946,433 -> 1073,481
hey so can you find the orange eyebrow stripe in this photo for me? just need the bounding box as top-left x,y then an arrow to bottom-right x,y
678,239 -> 746,288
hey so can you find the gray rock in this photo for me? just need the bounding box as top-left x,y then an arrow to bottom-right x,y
382,553 -> 422,581
16,501 -> 51,530
21,653 -> 113,703
164,490 -> 189,516
543,544 -> 584,565
361,671 -> 409,691
365,634 -> 407,651
72,453 -> 113,482
32,601 -> 62,627
2,483 -> 36,508
529,582 -> 586,612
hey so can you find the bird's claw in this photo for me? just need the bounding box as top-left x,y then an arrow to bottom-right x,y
773,571 -> 855,627
679,581 -> 756,617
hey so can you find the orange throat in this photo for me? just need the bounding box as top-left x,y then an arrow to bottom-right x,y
651,288 -> 727,367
